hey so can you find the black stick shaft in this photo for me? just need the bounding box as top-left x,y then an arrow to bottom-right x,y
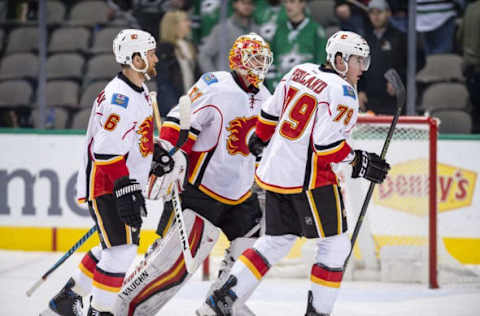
344,69 -> 405,270
43,226 -> 97,279
26,226 -> 97,296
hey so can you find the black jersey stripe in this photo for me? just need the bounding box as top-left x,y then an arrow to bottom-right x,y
260,110 -> 279,122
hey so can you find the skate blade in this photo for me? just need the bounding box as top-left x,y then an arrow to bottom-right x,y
39,307 -> 61,316
195,303 -> 217,316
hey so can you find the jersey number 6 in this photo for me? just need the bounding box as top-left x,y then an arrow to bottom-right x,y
279,87 -> 317,140
104,113 -> 120,131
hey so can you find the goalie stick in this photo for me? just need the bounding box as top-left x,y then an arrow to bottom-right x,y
343,68 -> 406,270
151,93 -> 199,273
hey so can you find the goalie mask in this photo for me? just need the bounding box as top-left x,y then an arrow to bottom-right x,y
326,31 -> 370,77
229,32 -> 273,87
113,29 -> 156,79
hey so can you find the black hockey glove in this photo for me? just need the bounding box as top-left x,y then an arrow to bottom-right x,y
151,142 -> 175,177
113,176 -> 146,228
248,133 -> 269,158
351,150 -> 390,184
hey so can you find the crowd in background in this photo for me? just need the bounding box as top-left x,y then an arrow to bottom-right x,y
0,0 -> 479,133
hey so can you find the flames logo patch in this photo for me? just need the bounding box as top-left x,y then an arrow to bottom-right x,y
226,116 -> 257,156
137,115 -> 154,157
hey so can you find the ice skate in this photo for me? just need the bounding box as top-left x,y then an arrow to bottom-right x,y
196,300 -> 255,316
203,275 -> 239,316
87,306 -> 113,316
305,290 -> 329,316
40,278 -> 83,316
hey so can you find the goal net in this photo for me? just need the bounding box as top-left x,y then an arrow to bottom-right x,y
342,115 -> 440,286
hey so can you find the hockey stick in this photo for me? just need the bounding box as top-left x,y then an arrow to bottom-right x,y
26,226 -> 97,297
343,69 -> 406,270
151,93 -> 198,273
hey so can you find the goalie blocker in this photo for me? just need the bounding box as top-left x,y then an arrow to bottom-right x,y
114,209 -> 219,316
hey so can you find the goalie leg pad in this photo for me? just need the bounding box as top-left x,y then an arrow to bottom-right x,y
114,209 -> 219,316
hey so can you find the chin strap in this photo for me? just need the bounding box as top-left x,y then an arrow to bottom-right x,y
332,58 -> 349,78
129,54 -> 151,81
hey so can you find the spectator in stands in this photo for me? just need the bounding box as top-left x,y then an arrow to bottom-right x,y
265,0 -> 327,90
254,0 -> 287,42
3,0 -> 36,21
108,0 -> 191,40
358,0 -> 425,115
0,110 -> 19,128
198,0 -> 259,73
156,10 -> 199,117
192,0 -> 282,47
106,0 -> 141,28
191,0 -> 229,46
335,0 -> 370,37
416,0 -> 464,55
192,0 -> 284,46
388,0 -> 408,33
457,0 -> 480,133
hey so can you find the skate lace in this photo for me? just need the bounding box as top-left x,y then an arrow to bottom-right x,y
72,298 -> 83,316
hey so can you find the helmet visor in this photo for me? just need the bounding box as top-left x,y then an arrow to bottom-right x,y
359,55 -> 370,71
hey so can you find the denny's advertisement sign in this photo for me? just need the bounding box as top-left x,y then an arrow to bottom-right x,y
373,159 -> 477,215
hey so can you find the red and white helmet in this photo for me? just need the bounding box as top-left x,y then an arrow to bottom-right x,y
326,31 -> 370,76
113,29 -> 156,79
229,33 -> 273,87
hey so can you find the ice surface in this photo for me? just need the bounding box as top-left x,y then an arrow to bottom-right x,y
1,250 -> 479,316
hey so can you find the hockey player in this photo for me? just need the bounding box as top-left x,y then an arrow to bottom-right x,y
198,31 -> 391,316
112,32 -> 273,316
41,29 -> 158,316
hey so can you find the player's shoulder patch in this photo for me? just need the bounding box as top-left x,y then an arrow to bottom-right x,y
111,93 -> 129,108
342,85 -> 356,100
201,72 -> 218,85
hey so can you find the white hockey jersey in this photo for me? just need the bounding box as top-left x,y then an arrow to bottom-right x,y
76,72 -> 154,203
160,71 -> 271,204
255,63 -> 358,193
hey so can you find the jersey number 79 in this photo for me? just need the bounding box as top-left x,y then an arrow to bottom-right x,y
279,87 -> 317,140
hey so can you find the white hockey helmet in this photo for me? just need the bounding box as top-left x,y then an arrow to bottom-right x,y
326,31 -> 370,76
113,29 -> 156,78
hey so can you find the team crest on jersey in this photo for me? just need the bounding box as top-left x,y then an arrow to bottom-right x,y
226,116 -> 257,156
201,73 -> 218,85
112,93 -> 130,108
137,115 -> 154,157
343,85 -> 356,100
